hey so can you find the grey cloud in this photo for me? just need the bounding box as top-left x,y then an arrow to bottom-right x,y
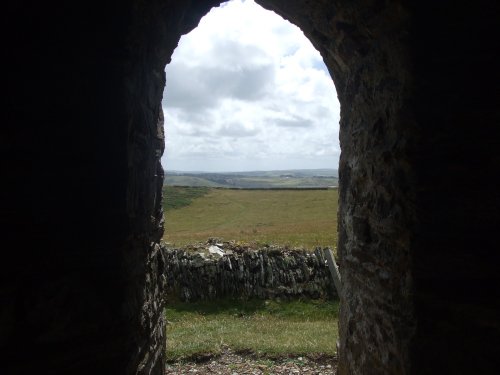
163,39 -> 275,112
204,65 -> 274,101
315,106 -> 331,118
163,64 -> 218,110
210,39 -> 270,68
175,125 -> 211,137
217,122 -> 258,138
163,63 -> 274,111
274,116 -> 313,128
175,108 -> 215,128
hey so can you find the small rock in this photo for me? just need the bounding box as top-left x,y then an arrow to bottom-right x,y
208,245 -> 224,257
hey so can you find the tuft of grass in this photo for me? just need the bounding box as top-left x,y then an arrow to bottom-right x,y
165,299 -> 339,361
163,188 -> 338,250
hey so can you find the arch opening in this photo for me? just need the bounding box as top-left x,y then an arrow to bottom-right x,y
153,0 -> 416,373
160,0 -> 342,362
150,0 -> 418,374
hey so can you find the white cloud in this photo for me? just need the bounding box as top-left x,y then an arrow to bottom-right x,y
161,0 -> 340,172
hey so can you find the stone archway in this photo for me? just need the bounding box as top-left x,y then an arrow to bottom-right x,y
3,1 -> 497,374
123,1 -> 500,374
132,1 -> 416,373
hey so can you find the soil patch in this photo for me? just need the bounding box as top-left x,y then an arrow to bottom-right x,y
166,347 -> 337,374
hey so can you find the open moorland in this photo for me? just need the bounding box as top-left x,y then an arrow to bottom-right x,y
162,186 -> 338,249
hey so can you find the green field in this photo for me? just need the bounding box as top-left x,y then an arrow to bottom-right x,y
166,298 -> 339,361
162,187 -> 338,249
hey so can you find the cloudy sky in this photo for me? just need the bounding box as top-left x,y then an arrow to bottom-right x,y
161,0 -> 340,172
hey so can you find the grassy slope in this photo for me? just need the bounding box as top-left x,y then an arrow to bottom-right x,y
232,176 -> 338,188
163,188 -> 339,249
166,299 -> 339,361
165,175 -> 338,188
164,175 -> 226,187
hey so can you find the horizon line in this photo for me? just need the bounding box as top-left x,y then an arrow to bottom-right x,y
165,167 -> 338,173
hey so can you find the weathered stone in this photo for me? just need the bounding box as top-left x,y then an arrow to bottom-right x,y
162,244 -> 336,302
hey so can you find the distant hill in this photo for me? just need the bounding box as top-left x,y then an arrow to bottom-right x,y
164,169 -> 338,189
164,175 -> 227,187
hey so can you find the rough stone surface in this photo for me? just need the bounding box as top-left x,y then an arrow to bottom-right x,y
162,242 -> 336,301
2,1 -> 498,375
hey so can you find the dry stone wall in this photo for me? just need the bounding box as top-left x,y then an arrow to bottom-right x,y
162,242 -> 336,302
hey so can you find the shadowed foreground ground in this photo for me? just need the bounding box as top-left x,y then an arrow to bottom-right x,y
165,347 -> 337,374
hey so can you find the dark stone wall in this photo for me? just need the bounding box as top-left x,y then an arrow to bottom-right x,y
3,2 -> 134,373
1,1 -> 220,374
258,1 -> 500,374
1,0 -> 498,374
410,2 -> 500,374
1,1 -> 225,373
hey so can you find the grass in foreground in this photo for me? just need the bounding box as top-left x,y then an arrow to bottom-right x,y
163,188 -> 338,249
165,299 -> 339,361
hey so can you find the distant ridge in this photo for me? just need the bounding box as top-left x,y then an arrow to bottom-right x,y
164,169 -> 338,189
166,168 -> 338,176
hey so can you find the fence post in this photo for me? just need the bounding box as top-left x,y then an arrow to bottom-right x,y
324,248 -> 341,297
324,247 -> 342,356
